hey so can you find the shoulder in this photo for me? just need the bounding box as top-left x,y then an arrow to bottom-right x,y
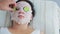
0,27 -> 7,32
31,29 -> 40,34
0,27 -> 10,34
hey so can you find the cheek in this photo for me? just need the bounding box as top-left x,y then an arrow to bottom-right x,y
26,13 -> 32,19
30,14 -> 32,20
25,12 -> 31,16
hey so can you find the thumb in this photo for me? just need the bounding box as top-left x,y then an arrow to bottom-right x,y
6,7 -> 14,12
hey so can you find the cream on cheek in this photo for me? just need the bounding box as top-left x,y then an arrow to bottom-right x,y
11,10 -> 32,24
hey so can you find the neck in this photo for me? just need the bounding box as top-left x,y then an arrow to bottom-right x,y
12,21 -> 29,31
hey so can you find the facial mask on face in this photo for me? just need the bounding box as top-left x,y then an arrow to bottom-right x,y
10,1 -> 32,24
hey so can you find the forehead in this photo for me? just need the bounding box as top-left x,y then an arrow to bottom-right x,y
16,1 -> 31,9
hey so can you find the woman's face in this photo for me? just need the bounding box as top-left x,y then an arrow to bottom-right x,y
11,1 -> 32,24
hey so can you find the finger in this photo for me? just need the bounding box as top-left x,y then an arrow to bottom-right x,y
9,0 -> 16,4
9,2 -> 16,7
6,7 -> 14,12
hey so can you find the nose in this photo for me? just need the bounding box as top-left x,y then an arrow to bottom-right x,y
18,11 -> 24,14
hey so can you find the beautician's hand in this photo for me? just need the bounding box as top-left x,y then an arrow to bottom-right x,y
0,0 -> 16,11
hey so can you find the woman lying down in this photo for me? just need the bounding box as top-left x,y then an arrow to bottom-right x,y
0,0 -> 42,34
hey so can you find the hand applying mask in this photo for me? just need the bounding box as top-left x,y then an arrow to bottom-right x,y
0,0 -> 16,11
10,1 -> 32,24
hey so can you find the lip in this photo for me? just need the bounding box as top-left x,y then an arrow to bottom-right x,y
18,15 -> 24,19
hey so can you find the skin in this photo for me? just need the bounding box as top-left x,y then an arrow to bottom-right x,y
0,0 -> 16,11
8,7 -> 33,34
8,20 -> 44,34
8,20 -> 34,34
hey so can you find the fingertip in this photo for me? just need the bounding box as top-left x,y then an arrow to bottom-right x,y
7,8 -> 14,12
